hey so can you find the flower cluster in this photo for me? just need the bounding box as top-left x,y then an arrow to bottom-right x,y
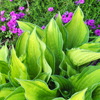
74,0 -> 85,5
0,7 -> 25,36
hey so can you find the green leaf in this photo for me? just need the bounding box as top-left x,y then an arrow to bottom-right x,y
79,43 -> 100,52
24,27 -> 41,79
17,79 -> 59,100
66,48 -> 100,67
15,31 -> 30,57
56,12 -> 68,51
17,21 -> 44,39
0,44 -> 9,63
51,75 -> 74,98
52,97 -> 65,100
42,18 -> 63,74
69,65 -> 100,100
92,36 -> 100,43
64,6 -> 89,49
9,46 -> 27,86
69,88 -> 87,100
0,61 -> 9,78
0,73 -> 6,85
5,86 -> 26,100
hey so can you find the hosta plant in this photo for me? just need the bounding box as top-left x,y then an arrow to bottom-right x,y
1,6 -> 100,100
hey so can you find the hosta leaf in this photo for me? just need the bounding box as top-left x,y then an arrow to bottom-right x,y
17,79 -> 59,100
0,44 -> 9,63
17,21 -> 44,39
69,65 -> 100,100
16,31 -> 30,57
56,12 -> 68,51
66,48 -> 100,67
69,88 -> 87,100
24,27 -> 41,79
42,18 -> 63,74
79,43 -> 100,52
51,75 -> 74,98
0,61 -> 9,78
0,73 -> 6,85
0,87 -> 16,100
92,36 -> 100,43
64,6 -> 89,49
5,86 -> 25,100
9,46 -> 27,86
53,97 -> 65,100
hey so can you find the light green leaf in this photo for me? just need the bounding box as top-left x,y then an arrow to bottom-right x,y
9,46 -> 27,86
53,97 -> 65,100
69,88 -> 87,100
24,27 -> 41,79
17,21 -> 44,39
56,12 -> 68,51
0,44 -> 9,63
5,86 -> 26,100
42,18 -> 63,74
15,31 -> 30,57
69,65 -> 100,100
0,73 -> 6,85
17,79 -> 59,100
92,36 -> 100,43
79,43 -> 100,52
66,48 -> 100,67
64,6 -> 89,49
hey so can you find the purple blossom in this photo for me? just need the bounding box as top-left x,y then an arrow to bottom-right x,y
15,13 -> 20,20
11,27 -> 17,34
64,11 -> 69,16
41,25 -> 45,29
55,14 -> 58,18
1,10 -> 5,15
19,12 -> 25,18
11,15 -> 16,20
10,0 -> 13,1
0,25 -> 6,31
63,17 -> 71,23
19,7 -> 25,11
74,1 -> 79,5
1,17 -> 6,22
10,11 -> 15,16
84,21 -> 88,25
48,7 -> 54,12
95,29 -> 100,36
98,24 -> 100,28
79,0 -> 85,4
68,12 -> 73,18
90,25 -> 96,29
18,28 -> 23,36
88,19 -> 95,26
61,15 -> 67,20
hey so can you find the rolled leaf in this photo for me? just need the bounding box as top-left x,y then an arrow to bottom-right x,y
17,79 -> 59,100
64,6 -> 89,49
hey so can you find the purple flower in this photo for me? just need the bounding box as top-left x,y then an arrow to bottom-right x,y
19,7 -> 24,11
41,25 -> 45,29
19,12 -> 25,18
11,15 -> 16,20
79,0 -> 85,4
1,10 -> 5,15
88,19 -> 95,26
16,13 -> 20,20
10,0 -> 13,1
18,28 -> 23,36
10,11 -> 15,16
61,15 -> 67,20
64,11 -> 69,16
11,27 -> 17,34
1,17 -> 6,22
68,12 -> 73,18
55,14 -> 58,18
48,7 -> 54,12
74,1 -> 79,5
90,25 -> 96,29
95,29 -> 100,36
98,24 -> 100,28
0,25 -> 6,31
63,17 -> 71,23
84,21 -> 88,25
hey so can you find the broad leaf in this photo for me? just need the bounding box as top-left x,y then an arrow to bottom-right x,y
56,12 -> 68,51
17,79 -> 59,100
64,6 -> 89,49
69,88 -> 87,100
16,31 -> 30,57
42,18 -> 63,74
0,73 -> 6,85
9,46 -> 27,86
53,97 -> 65,100
66,48 -> 100,67
17,21 -> 44,39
